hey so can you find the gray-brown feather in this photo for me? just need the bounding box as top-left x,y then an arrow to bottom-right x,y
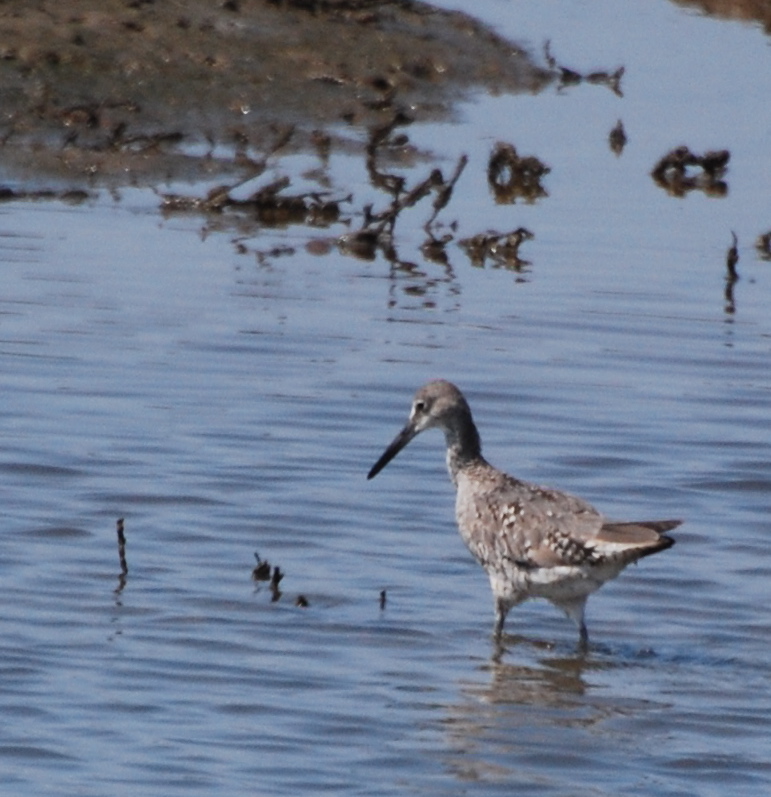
454,461 -> 678,584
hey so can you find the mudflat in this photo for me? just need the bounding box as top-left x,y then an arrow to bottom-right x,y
0,0 -> 550,184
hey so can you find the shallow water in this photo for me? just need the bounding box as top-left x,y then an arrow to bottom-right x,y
2,1 -> 771,795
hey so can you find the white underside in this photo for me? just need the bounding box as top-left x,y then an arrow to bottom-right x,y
488,561 -> 624,609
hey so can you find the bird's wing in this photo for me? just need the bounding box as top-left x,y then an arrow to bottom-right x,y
462,476 -> 606,567
479,478 -> 679,568
589,520 -> 680,561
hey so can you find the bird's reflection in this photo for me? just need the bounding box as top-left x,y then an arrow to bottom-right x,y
478,638 -> 589,707
440,638 -> 665,786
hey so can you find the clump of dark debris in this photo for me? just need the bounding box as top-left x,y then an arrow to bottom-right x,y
651,146 -> 730,197
544,41 -> 625,97
756,231 -> 771,261
608,120 -> 627,156
162,177 -> 346,227
253,552 -> 307,606
487,143 -> 550,204
458,227 -> 533,272
252,552 -> 272,581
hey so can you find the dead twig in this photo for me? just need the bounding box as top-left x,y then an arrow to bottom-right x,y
114,517 -> 128,595
724,231 -> 739,315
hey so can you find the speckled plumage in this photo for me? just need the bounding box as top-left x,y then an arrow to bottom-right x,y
367,380 -> 680,647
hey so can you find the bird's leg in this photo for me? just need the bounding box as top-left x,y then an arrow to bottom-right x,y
493,597 -> 508,640
557,597 -> 589,652
578,620 -> 589,654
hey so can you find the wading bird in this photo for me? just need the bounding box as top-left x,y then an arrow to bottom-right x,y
368,380 -> 679,648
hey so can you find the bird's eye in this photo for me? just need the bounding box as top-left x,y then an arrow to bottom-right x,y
414,400 -> 426,414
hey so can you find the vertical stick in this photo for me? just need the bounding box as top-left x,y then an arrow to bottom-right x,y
116,517 -> 128,576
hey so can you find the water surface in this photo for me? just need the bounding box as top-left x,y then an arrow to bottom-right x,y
1,1 -> 771,795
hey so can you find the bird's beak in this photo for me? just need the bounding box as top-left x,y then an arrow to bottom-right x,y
367,421 -> 419,479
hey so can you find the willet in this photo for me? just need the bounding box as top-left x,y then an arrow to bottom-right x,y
367,380 -> 680,648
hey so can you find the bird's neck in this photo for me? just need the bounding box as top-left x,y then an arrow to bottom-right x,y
444,414 -> 484,485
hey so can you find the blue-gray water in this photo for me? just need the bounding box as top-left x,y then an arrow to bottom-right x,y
2,1 -> 771,794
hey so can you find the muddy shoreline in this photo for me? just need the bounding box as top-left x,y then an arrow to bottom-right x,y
0,0 -> 552,186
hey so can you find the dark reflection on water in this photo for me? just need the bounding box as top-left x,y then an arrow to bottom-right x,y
481,653 -> 590,706
444,654 -> 639,790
